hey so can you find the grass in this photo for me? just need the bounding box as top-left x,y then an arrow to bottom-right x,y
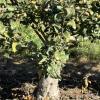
70,39 -> 100,61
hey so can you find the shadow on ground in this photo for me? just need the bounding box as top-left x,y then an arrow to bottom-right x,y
59,60 -> 100,94
0,57 -> 38,99
0,57 -> 100,99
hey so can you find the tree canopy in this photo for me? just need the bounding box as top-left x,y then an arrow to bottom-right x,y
0,0 -> 100,78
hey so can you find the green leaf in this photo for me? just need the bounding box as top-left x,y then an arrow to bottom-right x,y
4,53 -> 10,58
41,24 -> 45,31
11,21 -> 43,49
7,5 -> 15,11
54,50 -> 67,63
12,41 -> 18,53
6,0 -> 12,4
10,21 -> 20,30
57,6 -> 63,10
65,7 -> 75,17
67,19 -> 76,29
0,21 -> 6,34
39,55 -> 47,64
47,60 -> 61,78
0,0 -> 5,4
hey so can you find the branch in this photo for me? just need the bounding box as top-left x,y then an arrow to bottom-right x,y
34,29 -> 47,45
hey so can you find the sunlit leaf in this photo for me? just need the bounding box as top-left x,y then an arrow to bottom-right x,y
0,0 -> 5,4
54,50 -> 67,63
67,19 -> 76,29
0,22 -> 5,34
12,42 -> 18,53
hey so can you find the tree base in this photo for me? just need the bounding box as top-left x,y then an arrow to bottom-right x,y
37,76 -> 60,100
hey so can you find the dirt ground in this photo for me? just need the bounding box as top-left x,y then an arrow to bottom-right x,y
0,57 -> 100,100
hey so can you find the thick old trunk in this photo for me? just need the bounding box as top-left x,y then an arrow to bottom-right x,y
37,76 -> 60,100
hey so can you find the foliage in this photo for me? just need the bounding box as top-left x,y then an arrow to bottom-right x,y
77,38 -> 100,60
0,0 -> 100,78
70,37 -> 100,60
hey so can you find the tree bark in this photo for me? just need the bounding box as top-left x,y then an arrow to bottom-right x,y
37,76 -> 60,100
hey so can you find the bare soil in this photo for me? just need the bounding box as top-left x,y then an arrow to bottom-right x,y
0,57 -> 100,100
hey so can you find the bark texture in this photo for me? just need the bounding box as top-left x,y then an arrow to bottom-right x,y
37,76 -> 60,100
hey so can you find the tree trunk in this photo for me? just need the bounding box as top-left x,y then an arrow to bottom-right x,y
37,76 -> 60,100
